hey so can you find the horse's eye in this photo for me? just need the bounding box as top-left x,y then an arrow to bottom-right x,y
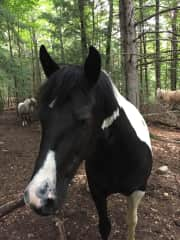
79,119 -> 86,125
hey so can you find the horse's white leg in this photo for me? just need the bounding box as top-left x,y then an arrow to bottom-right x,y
126,190 -> 145,240
22,117 -> 25,127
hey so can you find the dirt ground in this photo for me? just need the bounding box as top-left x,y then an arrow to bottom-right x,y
0,110 -> 180,240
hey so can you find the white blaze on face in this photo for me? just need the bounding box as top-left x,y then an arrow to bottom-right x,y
25,150 -> 57,208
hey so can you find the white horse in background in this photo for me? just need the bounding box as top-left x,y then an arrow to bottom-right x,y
17,97 -> 37,126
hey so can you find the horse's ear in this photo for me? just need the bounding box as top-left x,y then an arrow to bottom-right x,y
39,45 -> 59,78
84,46 -> 101,89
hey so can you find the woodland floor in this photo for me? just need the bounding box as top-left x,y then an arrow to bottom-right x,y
0,110 -> 180,240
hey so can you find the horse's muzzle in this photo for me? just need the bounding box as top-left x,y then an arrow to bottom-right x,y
31,198 -> 57,216
24,185 -> 58,216
24,191 -> 58,216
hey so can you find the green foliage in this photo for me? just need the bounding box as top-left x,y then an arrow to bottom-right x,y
0,0 -> 179,107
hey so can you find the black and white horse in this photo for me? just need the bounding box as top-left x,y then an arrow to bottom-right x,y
24,45 -> 152,240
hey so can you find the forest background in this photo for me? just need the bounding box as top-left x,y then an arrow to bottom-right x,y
0,0 -> 179,110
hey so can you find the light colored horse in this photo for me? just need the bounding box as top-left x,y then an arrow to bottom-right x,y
17,98 -> 37,126
157,88 -> 180,104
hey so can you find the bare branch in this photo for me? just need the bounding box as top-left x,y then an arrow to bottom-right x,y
137,58 -> 180,67
54,217 -> 67,240
136,30 -> 180,41
0,195 -> 25,218
135,5 -> 170,9
144,38 -> 180,43
136,49 -> 180,59
53,213 -> 67,240
135,6 -> 180,26
150,132 -> 180,143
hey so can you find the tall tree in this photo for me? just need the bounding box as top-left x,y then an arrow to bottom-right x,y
31,24 -> 41,92
30,30 -> 36,96
78,0 -> 88,60
119,0 -> 139,108
89,0 -> 95,45
170,4 -> 178,90
105,0 -> 113,73
155,0 -> 161,89
53,0 -> 65,63
6,14 -> 19,104
138,0 -> 149,102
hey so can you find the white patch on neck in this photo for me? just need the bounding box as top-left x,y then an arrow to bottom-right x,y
49,98 -> 57,108
101,108 -> 120,130
111,80 -> 152,150
26,150 -> 56,207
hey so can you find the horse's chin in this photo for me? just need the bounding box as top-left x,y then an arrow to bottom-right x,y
34,208 -> 56,216
30,202 -> 60,217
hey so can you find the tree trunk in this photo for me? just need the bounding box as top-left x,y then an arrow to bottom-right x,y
138,0 -> 143,103
155,0 -> 161,89
58,22 -> 65,63
139,27 -> 144,103
143,34 -> 149,101
105,0 -> 113,73
17,21 -> 21,59
55,6 -> 65,63
139,0 -> 149,102
29,28 -> 36,96
78,0 -> 88,61
17,20 -> 24,100
170,6 -> 177,90
120,40 -> 126,95
89,0 -> 95,45
119,0 -> 139,108
31,26 -> 41,92
7,20 -> 19,105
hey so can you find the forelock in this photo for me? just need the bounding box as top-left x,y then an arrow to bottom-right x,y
39,65 -> 83,108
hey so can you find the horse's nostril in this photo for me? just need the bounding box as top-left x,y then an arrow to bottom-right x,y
45,198 -> 55,209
